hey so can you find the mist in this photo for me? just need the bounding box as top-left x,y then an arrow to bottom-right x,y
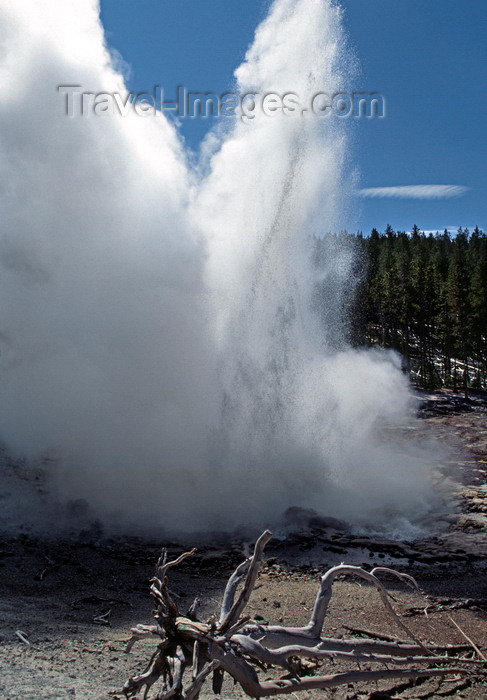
0,0 -> 441,537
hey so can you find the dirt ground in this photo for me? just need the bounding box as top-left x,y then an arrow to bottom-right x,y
1,389 -> 487,700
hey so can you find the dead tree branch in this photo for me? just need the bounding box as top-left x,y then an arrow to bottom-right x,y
122,530 -> 485,699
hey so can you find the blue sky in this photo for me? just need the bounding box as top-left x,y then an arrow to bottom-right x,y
100,0 -> 486,236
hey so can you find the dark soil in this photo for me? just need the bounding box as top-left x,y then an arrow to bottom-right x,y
1,388 -> 487,699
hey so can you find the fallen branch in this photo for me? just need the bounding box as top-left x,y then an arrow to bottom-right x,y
342,624 -> 410,643
448,615 -> 487,662
15,630 -> 30,645
121,531 -> 486,699
342,624 -> 471,654
93,609 -> 111,625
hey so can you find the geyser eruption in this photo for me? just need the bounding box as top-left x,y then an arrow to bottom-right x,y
0,0 -> 437,536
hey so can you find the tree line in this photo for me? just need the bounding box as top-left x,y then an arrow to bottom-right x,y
315,225 -> 487,393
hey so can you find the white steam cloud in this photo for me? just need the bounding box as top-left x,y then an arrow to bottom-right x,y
0,0 -> 441,536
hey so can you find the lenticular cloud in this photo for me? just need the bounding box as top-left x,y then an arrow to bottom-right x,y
0,0 -> 439,536
358,185 -> 469,200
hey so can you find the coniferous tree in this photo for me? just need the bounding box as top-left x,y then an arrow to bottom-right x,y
313,226 -> 487,391
446,229 -> 471,395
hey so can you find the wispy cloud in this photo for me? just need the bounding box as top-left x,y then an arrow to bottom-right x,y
422,225 -> 482,235
358,185 -> 469,200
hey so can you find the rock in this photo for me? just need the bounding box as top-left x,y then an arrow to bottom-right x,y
283,506 -> 351,533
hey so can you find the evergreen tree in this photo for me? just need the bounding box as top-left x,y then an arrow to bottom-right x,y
316,225 -> 487,391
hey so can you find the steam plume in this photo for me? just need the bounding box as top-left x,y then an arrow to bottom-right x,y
0,0 -> 438,536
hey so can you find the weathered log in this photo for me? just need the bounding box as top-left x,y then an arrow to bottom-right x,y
122,530 -> 486,699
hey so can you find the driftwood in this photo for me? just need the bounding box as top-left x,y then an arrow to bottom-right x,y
122,530 -> 485,699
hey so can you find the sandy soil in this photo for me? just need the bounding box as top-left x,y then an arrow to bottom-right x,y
1,390 -> 487,700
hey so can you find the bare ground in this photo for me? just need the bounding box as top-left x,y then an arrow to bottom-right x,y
1,389 -> 487,700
